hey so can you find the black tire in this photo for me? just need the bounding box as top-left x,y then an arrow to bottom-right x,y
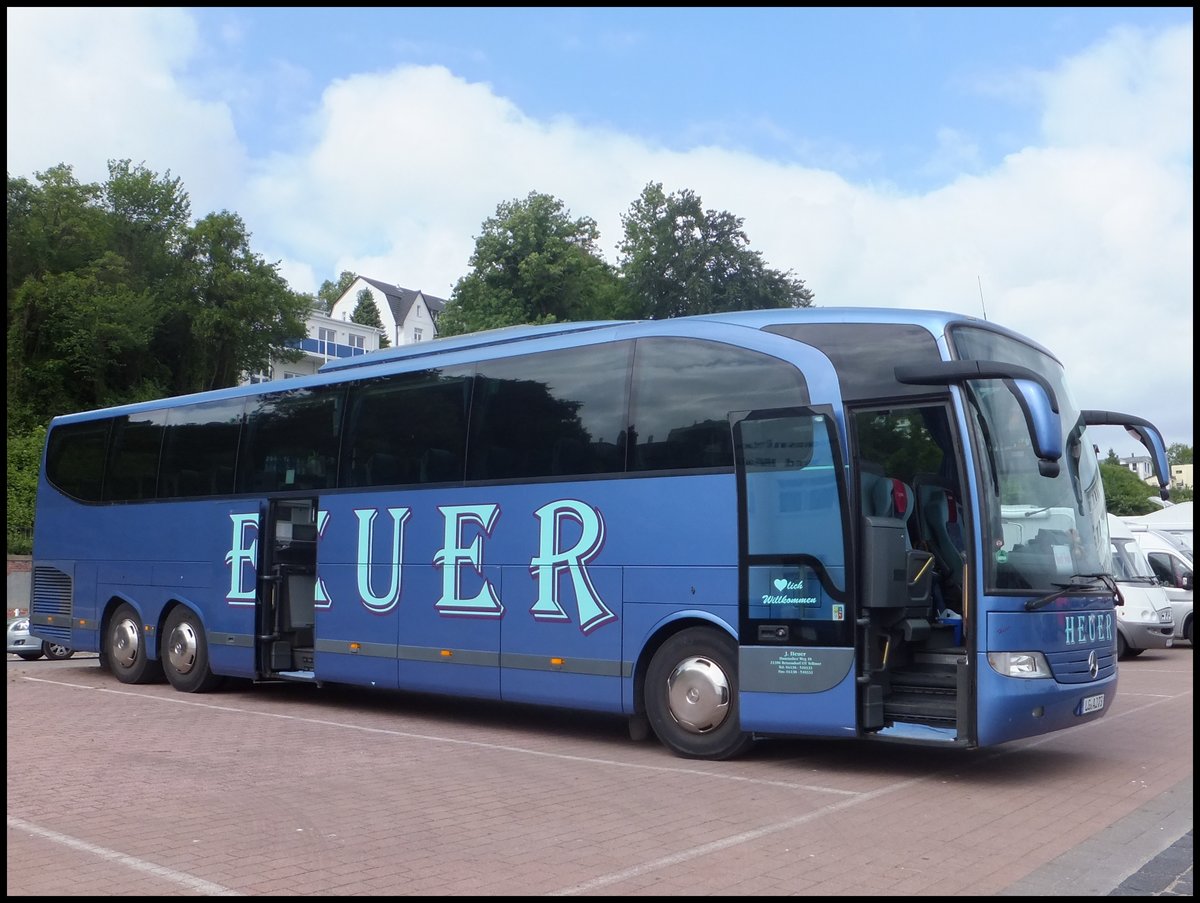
162,606 -> 223,693
1125,648 -> 1145,658
42,641 -> 75,661
106,602 -> 164,684
1116,632 -> 1130,660
17,651 -> 43,661
644,627 -> 754,760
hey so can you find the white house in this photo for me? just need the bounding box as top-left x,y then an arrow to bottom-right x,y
1118,455 -> 1156,483
244,307 -> 383,384
1118,455 -> 1194,491
241,277 -> 447,385
327,276 -> 446,348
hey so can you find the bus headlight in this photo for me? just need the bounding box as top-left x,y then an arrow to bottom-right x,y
987,651 -> 1052,679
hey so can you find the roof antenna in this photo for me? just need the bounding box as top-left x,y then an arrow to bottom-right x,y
977,275 -> 989,321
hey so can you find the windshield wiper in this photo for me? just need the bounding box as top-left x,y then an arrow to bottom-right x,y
1025,573 -> 1120,611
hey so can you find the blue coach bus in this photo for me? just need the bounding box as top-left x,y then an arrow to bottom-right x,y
29,308 -> 1170,759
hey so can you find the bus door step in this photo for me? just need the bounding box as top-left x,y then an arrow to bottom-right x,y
885,665 -> 958,727
275,670 -> 318,682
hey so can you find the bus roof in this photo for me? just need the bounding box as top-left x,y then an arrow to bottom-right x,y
321,306 -> 1042,374
318,320 -> 633,373
46,306 -> 1054,425
694,307 -> 1057,361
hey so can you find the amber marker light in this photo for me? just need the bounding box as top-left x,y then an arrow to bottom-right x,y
349,642 -> 361,654
550,657 -> 564,668
441,649 -> 453,657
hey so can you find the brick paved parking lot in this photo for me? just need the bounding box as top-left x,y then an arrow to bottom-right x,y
7,647 -> 1192,896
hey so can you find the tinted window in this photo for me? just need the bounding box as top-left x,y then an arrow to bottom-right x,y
106,411 -> 166,501
343,367 -> 472,487
159,399 -> 245,498
629,338 -> 806,472
240,387 -> 344,493
466,343 -> 630,481
764,323 -> 941,401
46,420 -> 110,501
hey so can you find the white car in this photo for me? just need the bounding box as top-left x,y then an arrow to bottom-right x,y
1108,516 -> 1175,659
6,613 -> 75,661
1132,527 -> 1193,645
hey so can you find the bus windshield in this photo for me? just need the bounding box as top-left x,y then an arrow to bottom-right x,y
952,326 -> 1108,593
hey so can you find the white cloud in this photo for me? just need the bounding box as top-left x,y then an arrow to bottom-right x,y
5,11 -> 1192,452
6,7 -> 245,219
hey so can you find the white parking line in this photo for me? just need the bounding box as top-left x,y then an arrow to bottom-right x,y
7,815 -> 243,896
547,777 -> 921,896
19,674 -> 863,795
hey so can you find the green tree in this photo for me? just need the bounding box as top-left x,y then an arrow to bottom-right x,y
7,160 -> 317,546
168,211 -> 310,391
1105,448 -> 1120,464
350,287 -> 389,347
438,191 -> 622,337
616,182 -> 814,319
317,270 -> 357,312
1167,443 -> 1192,465
1100,462 -> 1160,516
9,256 -> 163,414
103,159 -> 190,283
6,165 -> 107,306
7,164 -> 176,422
6,423 -> 45,553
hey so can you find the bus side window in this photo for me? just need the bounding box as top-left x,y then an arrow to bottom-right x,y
341,367 -> 471,489
629,337 -> 806,474
467,343 -> 629,482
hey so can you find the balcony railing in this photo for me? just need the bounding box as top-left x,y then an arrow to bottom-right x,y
289,338 -> 370,359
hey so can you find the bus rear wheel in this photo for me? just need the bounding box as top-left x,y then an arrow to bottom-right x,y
106,603 -> 164,684
162,606 -> 223,693
645,627 -> 754,761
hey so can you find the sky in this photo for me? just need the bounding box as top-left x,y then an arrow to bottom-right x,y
6,7 -> 1193,458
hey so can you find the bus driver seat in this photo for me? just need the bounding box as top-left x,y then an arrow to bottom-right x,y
861,466 -> 933,641
861,467 -> 916,548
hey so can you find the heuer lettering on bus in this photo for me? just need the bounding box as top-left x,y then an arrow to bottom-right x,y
225,500 -> 613,632
1063,613 -> 1114,646
30,308 -> 1173,760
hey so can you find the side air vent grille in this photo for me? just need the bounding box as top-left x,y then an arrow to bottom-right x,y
32,566 -> 73,618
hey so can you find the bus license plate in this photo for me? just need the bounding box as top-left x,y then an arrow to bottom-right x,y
1079,694 -> 1105,715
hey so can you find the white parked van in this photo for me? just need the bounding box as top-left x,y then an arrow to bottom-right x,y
1107,515 -> 1174,659
1130,527 -> 1193,645
1123,501 -> 1193,551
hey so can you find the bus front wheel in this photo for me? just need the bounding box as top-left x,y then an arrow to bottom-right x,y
162,606 -> 223,693
106,603 -> 164,685
644,627 -> 754,761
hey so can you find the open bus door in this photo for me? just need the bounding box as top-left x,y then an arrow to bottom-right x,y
732,408 -> 863,738
257,497 -> 319,680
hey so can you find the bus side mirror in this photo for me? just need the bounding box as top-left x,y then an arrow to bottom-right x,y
1082,410 -> 1171,500
1182,573 -> 1193,592
1007,378 -> 1061,476
895,360 -> 1063,477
